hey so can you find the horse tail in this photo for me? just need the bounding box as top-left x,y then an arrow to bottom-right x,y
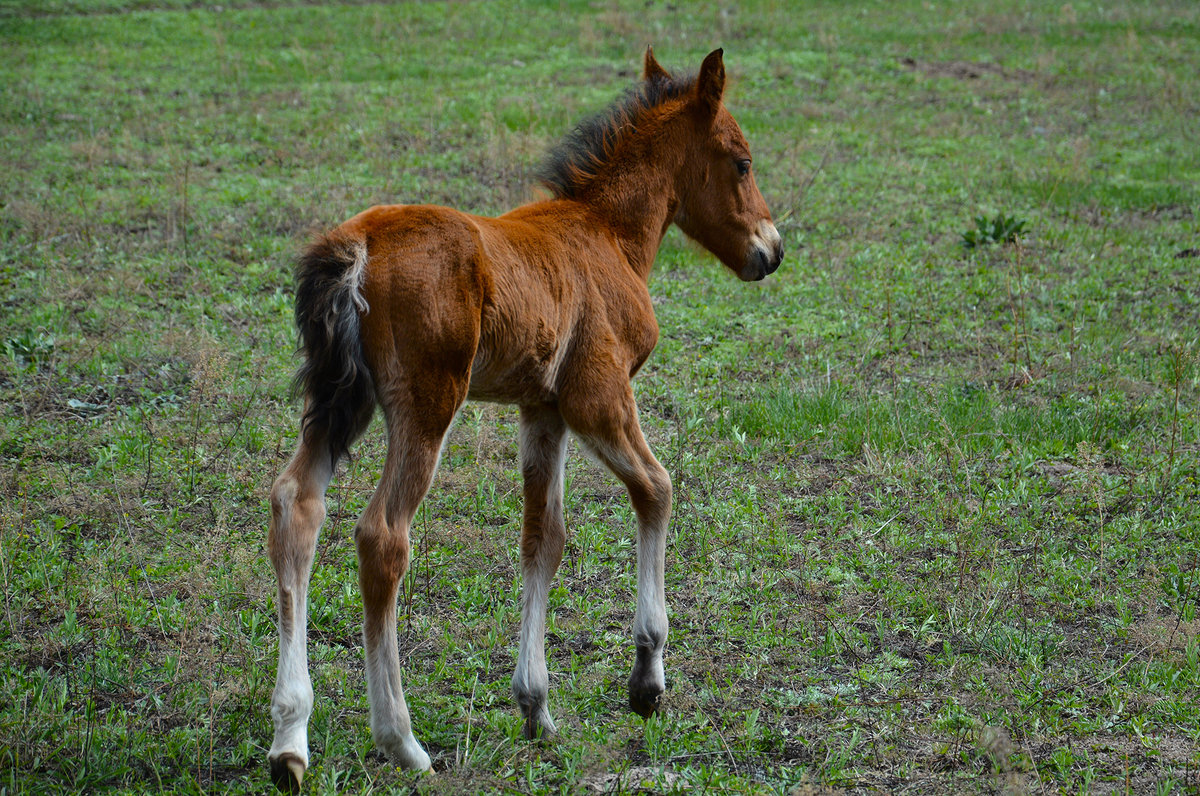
291,230 -> 376,466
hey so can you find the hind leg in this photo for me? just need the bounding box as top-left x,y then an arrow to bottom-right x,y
267,430 -> 336,793
562,382 -> 672,718
512,404 -> 569,739
357,386 -> 467,770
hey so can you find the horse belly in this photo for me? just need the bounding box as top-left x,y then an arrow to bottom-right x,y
466,320 -> 566,405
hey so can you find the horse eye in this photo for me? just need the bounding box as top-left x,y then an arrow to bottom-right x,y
736,159 -> 751,177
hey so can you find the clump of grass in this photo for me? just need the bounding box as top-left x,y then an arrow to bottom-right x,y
2,330 -> 54,368
962,212 -> 1028,249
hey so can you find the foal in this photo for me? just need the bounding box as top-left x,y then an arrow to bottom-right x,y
267,47 -> 783,791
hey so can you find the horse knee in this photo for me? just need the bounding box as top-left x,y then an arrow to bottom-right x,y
270,473 -> 298,517
269,474 -> 325,566
520,519 -> 565,571
269,475 -> 298,540
628,463 -> 671,526
355,517 -> 410,597
647,465 -> 672,511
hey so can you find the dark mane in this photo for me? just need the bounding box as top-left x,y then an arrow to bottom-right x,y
537,71 -> 697,200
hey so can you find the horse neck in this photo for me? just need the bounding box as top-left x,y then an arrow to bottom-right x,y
585,130 -> 688,281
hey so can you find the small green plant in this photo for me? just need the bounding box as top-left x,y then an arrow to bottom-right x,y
961,212 -> 1028,249
1162,564 -> 1199,621
3,331 -> 54,367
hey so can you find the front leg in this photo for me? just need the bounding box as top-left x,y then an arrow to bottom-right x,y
560,383 -> 672,718
629,508 -> 669,718
512,405 -> 569,739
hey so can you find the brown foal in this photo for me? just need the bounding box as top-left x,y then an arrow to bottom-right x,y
266,47 -> 783,792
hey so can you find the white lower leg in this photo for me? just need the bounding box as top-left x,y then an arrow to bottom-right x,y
629,520 -> 668,715
266,452 -> 333,785
513,414 -> 566,739
269,579 -> 313,770
365,607 -> 431,770
513,563 -> 555,737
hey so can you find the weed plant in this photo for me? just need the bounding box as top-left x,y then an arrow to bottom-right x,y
961,212 -> 1028,249
2,1 -> 1199,793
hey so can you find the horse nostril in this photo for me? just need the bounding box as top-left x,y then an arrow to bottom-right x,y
756,248 -> 771,279
765,243 -> 782,274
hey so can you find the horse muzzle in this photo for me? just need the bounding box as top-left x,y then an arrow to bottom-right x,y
739,221 -> 784,281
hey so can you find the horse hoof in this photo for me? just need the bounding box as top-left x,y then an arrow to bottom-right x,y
629,688 -> 663,719
269,754 -> 305,794
377,730 -> 433,771
522,709 -> 558,742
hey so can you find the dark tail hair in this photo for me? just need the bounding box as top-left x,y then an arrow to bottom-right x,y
292,231 -> 376,466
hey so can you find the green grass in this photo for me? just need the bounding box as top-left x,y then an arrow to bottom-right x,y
2,0 -> 1199,792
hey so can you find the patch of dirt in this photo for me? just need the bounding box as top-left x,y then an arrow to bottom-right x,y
1137,204 -> 1194,223
1076,203 -> 1194,231
1035,458 -> 1126,484
901,56 -> 1036,83
781,457 -> 843,498
581,765 -> 687,794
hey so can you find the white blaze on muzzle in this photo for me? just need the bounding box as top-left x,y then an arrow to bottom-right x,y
741,219 -> 784,280
753,220 -> 782,261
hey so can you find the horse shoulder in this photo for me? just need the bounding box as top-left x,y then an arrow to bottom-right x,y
592,235 -> 660,376
454,213 -> 582,403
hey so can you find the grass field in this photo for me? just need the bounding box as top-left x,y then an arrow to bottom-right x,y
2,0 -> 1199,792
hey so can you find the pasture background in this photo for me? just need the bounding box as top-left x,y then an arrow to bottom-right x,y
2,0 -> 1199,792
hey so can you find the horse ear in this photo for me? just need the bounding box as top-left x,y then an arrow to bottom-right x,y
643,46 -> 671,82
695,48 -> 725,116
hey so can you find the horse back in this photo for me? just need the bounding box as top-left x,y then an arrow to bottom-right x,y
336,201 -> 660,407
